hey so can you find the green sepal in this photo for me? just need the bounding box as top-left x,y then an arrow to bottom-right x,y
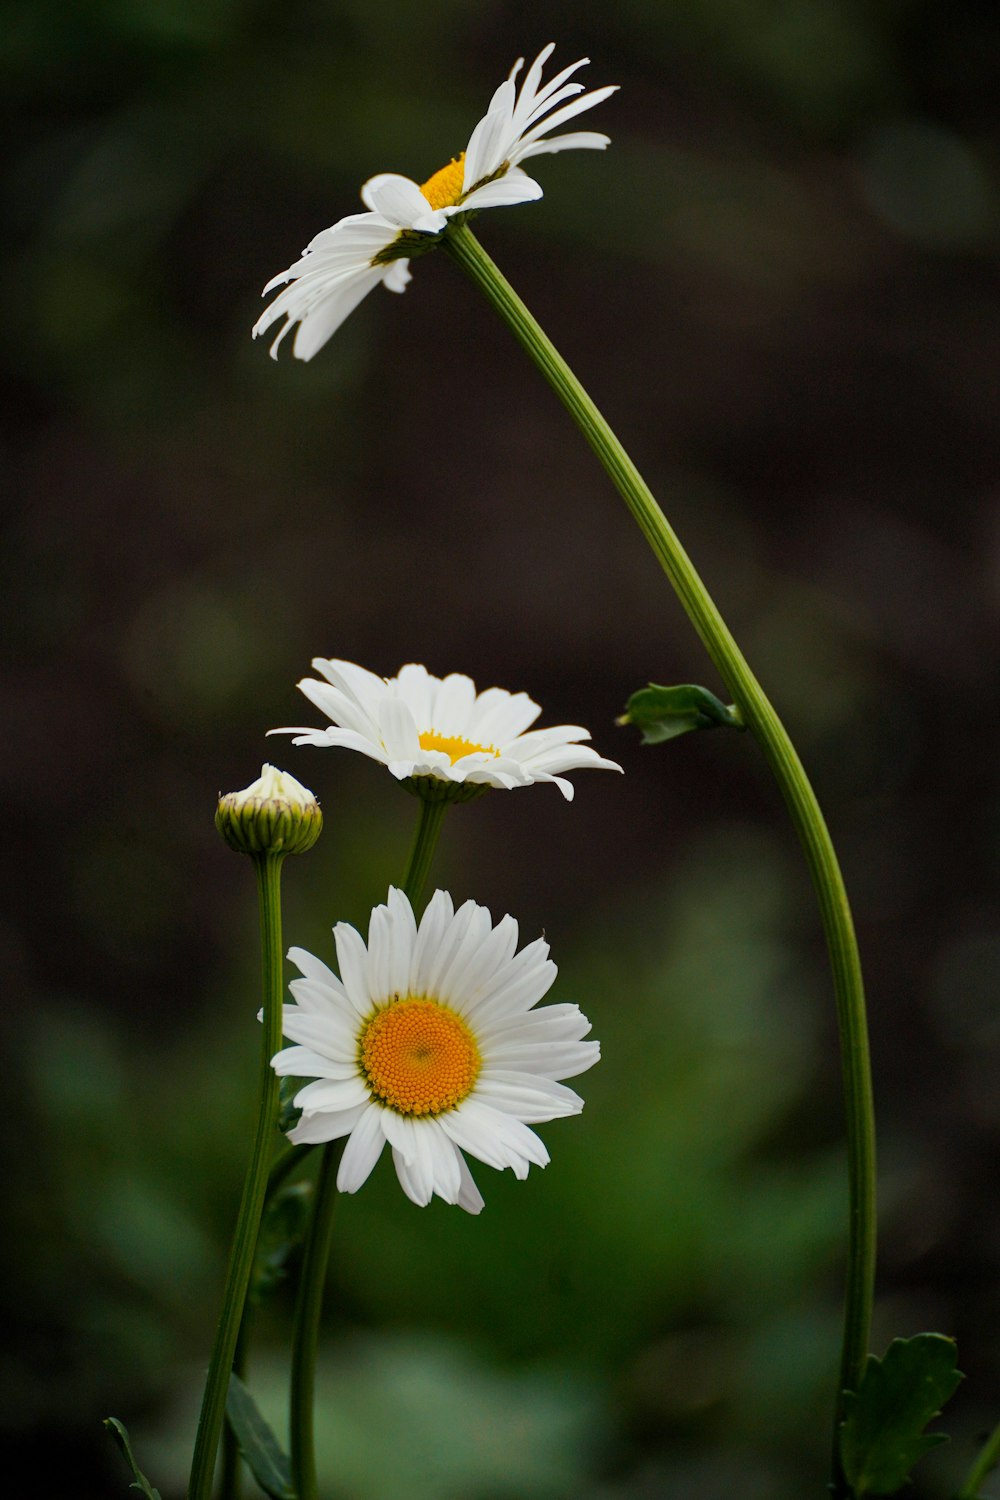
250,1178 -> 314,1306
401,773 -> 489,804
618,683 -> 745,744
277,1074 -> 303,1135
103,1417 -> 163,1499
839,1334 -> 963,1495
225,1372 -> 294,1500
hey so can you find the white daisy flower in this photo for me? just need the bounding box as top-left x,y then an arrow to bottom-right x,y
270,658 -> 623,802
272,887 -> 599,1212
253,43 -> 617,360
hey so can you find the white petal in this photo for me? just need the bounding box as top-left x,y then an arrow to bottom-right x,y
461,943 -> 557,1024
463,87 -> 516,189
392,1147 -> 430,1206
513,130 -> 611,163
419,898 -> 486,998
440,1099 -> 549,1177
410,889 -> 456,994
478,1002 -> 592,1046
441,913 -> 519,1015
379,695 -> 421,762
336,1105 -> 387,1192
433,903 -> 495,1004
270,1043 -> 352,1078
312,658 -> 388,721
287,1104 -> 366,1146
280,1011 -> 359,1066
362,172 -> 445,231
470,688 -> 540,744
296,678 -> 381,740
287,946 -> 341,990
515,85 -> 619,151
455,174 -> 543,214
455,1152 -> 485,1214
475,1070 -> 584,1121
429,672 -> 478,736
294,1074 -> 370,1111
481,1038 -> 601,1081
392,663 -> 437,727
290,269 -> 384,361
333,922 -> 373,1017
381,258 -> 412,293
287,976 -> 347,1015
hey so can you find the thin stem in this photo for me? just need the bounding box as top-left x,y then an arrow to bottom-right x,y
219,1313 -> 250,1500
958,1420 -> 1000,1500
289,1141 -> 341,1500
402,796 -> 448,908
188,852 -> 286,1500
444,222 -> 876,1464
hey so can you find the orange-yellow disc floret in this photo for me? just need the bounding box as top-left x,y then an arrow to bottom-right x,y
359,997 -> 481,1115
419,153 -> 466,210
418,728 -> 499,765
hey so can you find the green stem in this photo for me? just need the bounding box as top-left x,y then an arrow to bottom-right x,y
444,221 -> 876,1462
219,1313 -> 250,1500
958,1420 -> 1000,1500
188,852 -> 286,1500
402,796 -> 448,907
289,1142 -> 341,1500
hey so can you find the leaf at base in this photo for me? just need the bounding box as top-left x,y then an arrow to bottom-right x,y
840,1333 -> 964,1495
226,1371 -> 294,1500
103,1417 -> 163,1499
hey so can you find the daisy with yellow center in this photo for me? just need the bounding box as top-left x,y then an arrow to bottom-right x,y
272,887 -> 600,1212
271,658 -> 622,800
252,43 -> 617,360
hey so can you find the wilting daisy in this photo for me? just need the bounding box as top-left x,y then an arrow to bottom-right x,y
253,43 -> 617,359
272,887 -> 599,1212
271,658 -> 622,801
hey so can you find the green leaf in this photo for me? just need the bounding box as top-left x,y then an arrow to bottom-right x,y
226,1372 -> 295,1500
103,1417 -> 163,1499
250,1178 -> 314,1305
618,683 -> 744,745
277,1073 -> 303,1134
840,1334 -> 964,1495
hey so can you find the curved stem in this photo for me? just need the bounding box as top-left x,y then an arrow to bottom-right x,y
402,797 -> 448,908
444,222 -> 876,1459
188,852 -> 286,1500
289,1141 -> 341,1500
958,1420 -> 1000,1500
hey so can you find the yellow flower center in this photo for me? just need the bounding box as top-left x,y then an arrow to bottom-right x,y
420,153 -> 467,210
418,728 -> 499,764
359,998 -> 481,1116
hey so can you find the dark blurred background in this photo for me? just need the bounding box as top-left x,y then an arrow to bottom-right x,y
4,1 -> 1000,1496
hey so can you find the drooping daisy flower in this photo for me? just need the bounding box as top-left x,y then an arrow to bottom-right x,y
253,43 -> 617,360
272,887 -> 599,1212
270,658 -> 622,801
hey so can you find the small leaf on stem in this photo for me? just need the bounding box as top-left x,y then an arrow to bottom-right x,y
226,1372 -> 295,1499
250,1178 -> 314,1306
103,1417 -> 163,1499
839,1333 -> 963,1495
618,683 -> 744,744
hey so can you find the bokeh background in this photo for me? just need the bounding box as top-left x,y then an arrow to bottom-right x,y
4,1 -> 1000,1496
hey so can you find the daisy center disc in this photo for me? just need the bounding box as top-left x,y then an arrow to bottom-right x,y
419,728 -> 499,764
360,998 -> 481,1116
420,153 -> 466,210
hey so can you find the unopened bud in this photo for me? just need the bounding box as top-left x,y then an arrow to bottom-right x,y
216,764 -> 322,856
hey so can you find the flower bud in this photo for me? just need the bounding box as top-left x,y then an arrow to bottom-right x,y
216,764 -> 322,857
